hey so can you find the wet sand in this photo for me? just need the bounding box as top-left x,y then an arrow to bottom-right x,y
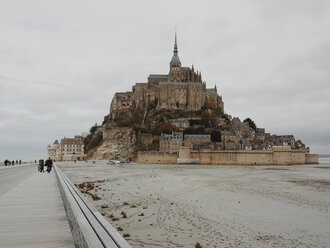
58,159 -> 330,248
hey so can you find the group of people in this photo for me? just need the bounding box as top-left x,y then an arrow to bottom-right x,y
38,158 -> 53,173
3,159 -> 21,166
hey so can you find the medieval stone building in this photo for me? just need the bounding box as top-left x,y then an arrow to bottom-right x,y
109,34 -> 224,119
48,136 -> 85,161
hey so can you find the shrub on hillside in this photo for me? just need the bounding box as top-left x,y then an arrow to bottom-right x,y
151,121 -> 178,135
84,131 -> 103,153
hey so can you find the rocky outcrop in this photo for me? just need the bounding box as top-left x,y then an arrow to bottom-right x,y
91,127 -> 136,160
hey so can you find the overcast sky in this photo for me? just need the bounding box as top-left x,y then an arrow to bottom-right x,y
0,0 -> 329,160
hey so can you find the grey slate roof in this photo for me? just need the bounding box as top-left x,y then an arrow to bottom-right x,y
170,53 -> 181,63
170,119 -> 189,123
277,135 -> 294,138
148,74 -> 168,78
184,134 -> 211,140
159,82 -> 202,86
161,132 -> 183,141
206,88 -> 217,93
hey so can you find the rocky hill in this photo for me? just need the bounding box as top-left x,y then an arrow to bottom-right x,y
84,102 -> 231,160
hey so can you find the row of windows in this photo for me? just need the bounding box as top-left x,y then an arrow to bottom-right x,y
64,149 -> 82,152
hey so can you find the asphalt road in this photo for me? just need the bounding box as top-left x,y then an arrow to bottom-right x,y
0,164 -> 36,197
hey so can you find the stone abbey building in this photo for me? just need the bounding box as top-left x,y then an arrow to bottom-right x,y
109,34 -> 224,119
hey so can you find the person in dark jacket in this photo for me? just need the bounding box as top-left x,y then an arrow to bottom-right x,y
45,158 -> 53,173
40,160 -> 44,172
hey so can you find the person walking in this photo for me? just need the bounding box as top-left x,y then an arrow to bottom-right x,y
45,158 -> 53,173
37,160 -> 41,172
40,160 -> 45,172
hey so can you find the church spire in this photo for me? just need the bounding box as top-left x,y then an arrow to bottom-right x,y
170,32 -> 181,64
174,32 -> 178,54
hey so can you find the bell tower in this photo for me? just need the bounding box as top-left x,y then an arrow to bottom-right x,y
169,32 -> 182,82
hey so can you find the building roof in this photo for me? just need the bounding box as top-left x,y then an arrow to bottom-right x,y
160,132 -> 183,141
170,53 -> 181,63
148,74 -> 168,78
206,88 -> 217,93
53,140 -> 59,145
184,134 -> 211,140
61,137 -> 83,145
159,82 -> 202,86
277,135 -> 294,138
170,119 -> 189,123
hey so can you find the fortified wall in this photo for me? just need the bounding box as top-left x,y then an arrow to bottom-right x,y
136,151 -> 178,164
136,146 -> 319,165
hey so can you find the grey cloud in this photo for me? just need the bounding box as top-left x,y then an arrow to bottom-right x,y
0,0 -> 330,159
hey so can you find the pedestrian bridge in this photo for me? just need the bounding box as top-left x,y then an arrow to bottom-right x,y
0,164 -> 131,248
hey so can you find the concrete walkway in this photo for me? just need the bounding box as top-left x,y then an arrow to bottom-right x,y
0,170 -> 75,248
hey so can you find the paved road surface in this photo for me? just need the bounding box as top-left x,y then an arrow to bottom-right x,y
0,166 -> 75,248
0,165 -> 36,197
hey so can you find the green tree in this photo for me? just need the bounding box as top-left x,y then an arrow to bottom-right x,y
102,114 -> 110,125
243,118 -> 257,131
90,123 -> 99,134
84,131 -> 103,154
223,113 -> 232,124
201,110 -> 210,127
151,121 -> 178,135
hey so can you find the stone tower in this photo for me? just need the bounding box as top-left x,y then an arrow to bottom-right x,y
169,33 -> 182,82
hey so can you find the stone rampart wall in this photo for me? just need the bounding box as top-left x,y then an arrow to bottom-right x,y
190,149 -> 308,165
190,150 -> 274,165
136,151 -> 177,164
305,154 -> 319,164
135,148 -> 319,165
290,151 -> 306,164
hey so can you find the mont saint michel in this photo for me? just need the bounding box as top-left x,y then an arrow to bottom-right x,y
71,34 -> 319,166
2,2 -> 330,247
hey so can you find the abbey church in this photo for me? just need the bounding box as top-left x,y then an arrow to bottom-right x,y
109,34 -> 224,119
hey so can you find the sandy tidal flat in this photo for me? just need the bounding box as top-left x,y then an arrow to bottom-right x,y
58,159 -> 330,248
